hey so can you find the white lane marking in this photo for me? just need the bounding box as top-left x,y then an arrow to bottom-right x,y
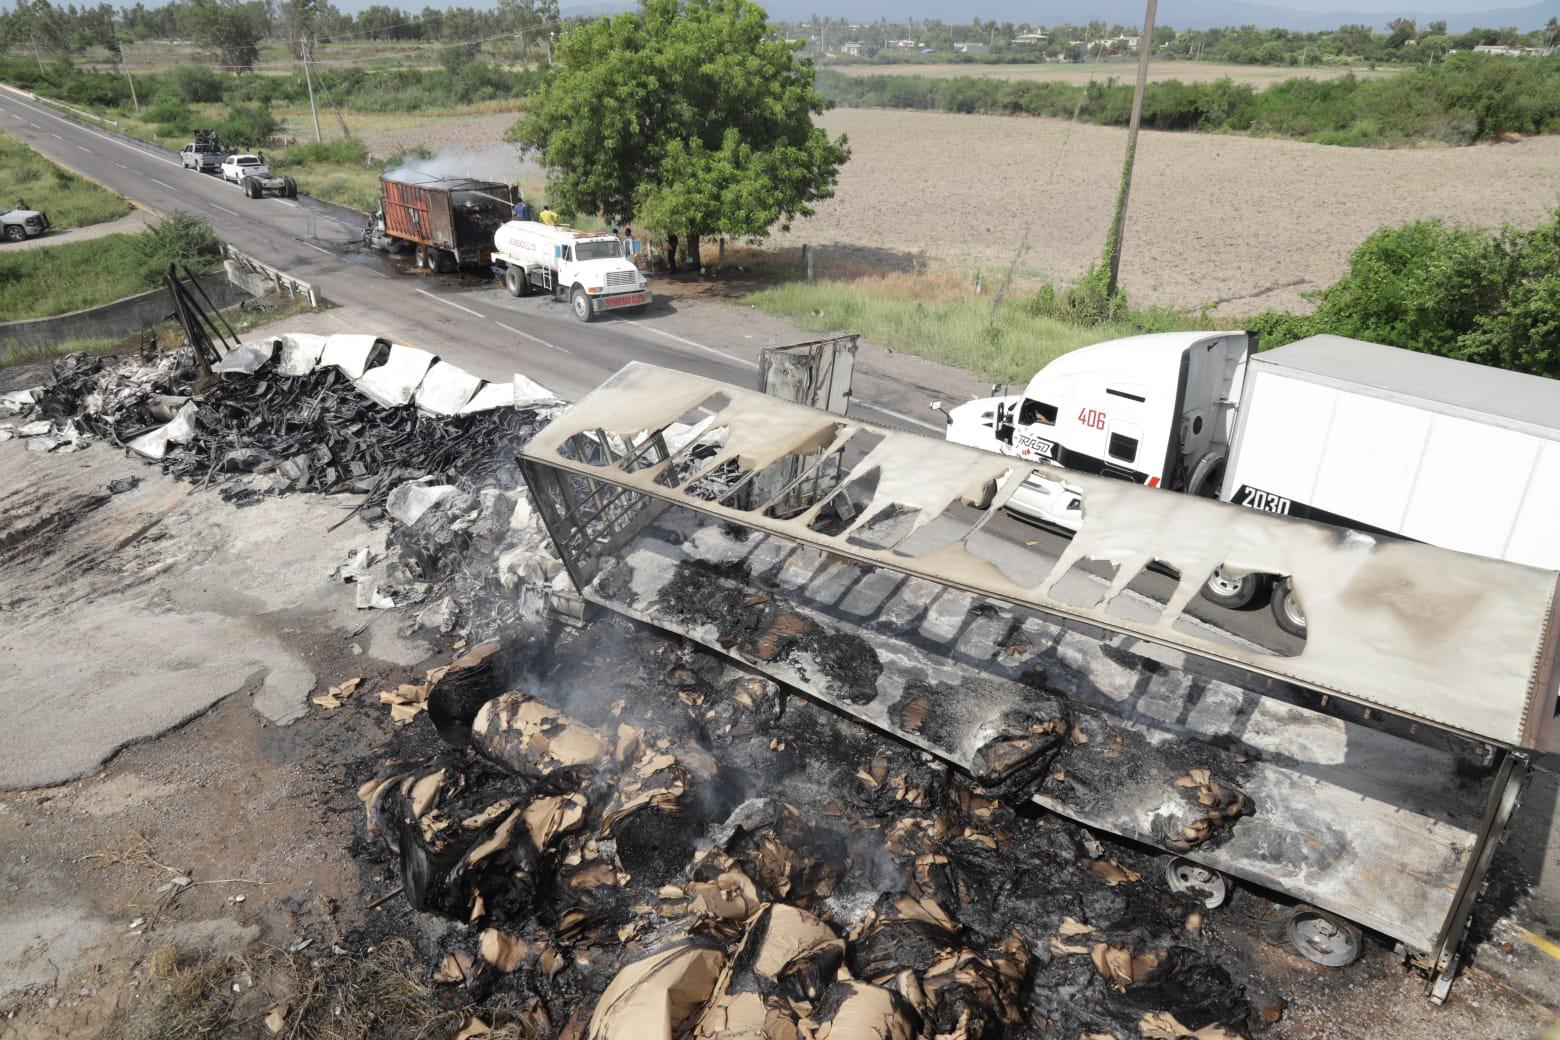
637,323 -> 758,370
49,132 -> 63,139
150,177 -> 174,190
75,143 -> 89,152
278,199 -> 300,208
494,320 -> 571,355
111,160 -> 126,168
1,92 -> 179,165
415,287 -> 484,318
854,399 -> 942,433
299,240 -> 333,256
211,203 -> 241,217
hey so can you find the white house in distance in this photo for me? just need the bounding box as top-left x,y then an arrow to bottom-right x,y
887,38 -> 920,49
954,40 -> 991,53
1013,31 -> 1050,45
839,40 -> 869,56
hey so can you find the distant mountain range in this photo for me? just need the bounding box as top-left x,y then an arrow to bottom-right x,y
554,0 -> 1560,32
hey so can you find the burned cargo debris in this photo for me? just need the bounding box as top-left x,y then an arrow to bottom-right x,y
357,624 -> 1259,1039
7,335 -> 571,636
652,559 -> 884,706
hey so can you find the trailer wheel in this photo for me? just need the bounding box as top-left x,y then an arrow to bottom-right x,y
1163,857 -> 1229,910
432,249 -> 456,274
414,245 -> 429,270
503,266 -> 527,297
1287,907 -> 1360,967
1200,566 -> 1270,610
1270,578 -> 1308,637
284,177 -> 298,198
570,286 -> 594,322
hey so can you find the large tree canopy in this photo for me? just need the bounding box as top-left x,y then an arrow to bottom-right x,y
511,0 -> 848,252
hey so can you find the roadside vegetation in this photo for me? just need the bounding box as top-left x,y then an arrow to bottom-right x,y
750,268 -> 1208,384
0,129 -> 131,228
819,54 -> 1560,146
0,211 -> 219,322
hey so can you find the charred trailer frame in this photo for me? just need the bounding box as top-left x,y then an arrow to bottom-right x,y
377,175 -> 516,272
517,362 -> 1560,1002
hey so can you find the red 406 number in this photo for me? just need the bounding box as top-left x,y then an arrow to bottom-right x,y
1077,408 -> 1107,430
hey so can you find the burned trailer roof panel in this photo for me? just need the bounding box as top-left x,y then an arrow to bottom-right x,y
521,362 -> 1560,751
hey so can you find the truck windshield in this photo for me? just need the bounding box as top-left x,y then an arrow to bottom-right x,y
576,240 -> 622,261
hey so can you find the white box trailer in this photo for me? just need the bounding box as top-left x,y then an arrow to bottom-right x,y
1226,334 -> 1560,570
943,331 -> 1560,635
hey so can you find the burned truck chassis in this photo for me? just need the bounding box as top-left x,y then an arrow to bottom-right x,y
516,363 -> 1558,1002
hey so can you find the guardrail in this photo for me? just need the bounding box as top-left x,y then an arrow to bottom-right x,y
222,244 -> 320,308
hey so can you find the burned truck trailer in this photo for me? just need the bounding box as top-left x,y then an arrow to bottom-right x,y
517,362 -> 1560,1002
365,174 -> 515,273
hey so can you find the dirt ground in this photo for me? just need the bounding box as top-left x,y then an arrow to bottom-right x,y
765,108 -> 1560,313
828,61 -> 1397,86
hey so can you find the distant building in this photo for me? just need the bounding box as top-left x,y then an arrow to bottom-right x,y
1012,31 -> 1050,45
839,41 -> 869,57
953,41 -> 990,53
1473,43 -> 1530,56
887,38 -> 920,49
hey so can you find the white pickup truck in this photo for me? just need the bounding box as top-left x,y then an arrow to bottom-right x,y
492,220 -> 649,322
940,331 -> 1560,635
219,154 -> 297,199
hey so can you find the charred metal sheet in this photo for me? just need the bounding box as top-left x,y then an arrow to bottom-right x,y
277,333 -> 328,376
127,400 -> 198,459
354,343 -> 437,409
414,361 -> 484,416
521,363 -> 1560,751
319,334 -> 389,379
213,337 -> 280,376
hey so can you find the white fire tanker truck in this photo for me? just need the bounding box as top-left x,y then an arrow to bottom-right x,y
937,331 -> 1560,636
492,220 -> 650,322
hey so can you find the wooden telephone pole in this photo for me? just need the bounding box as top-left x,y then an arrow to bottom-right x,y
302,36 -> 322,143
1103,0 -> 1158,298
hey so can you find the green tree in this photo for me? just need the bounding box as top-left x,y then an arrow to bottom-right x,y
512,0 -> 848,266
182,0 -> 266,71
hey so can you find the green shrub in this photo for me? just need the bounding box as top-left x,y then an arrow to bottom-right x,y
165,64 -> 225,104
279,138 -> 369,166
216,103 -> 282,148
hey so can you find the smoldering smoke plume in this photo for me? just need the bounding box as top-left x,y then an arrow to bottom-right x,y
382,144 -> 541,187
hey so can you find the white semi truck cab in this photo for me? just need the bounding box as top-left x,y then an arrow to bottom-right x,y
942,331 -> 1560,635
492,220 -> 650,322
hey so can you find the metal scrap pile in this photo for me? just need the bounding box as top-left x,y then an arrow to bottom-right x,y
0,349 -> 195,453
356,619 -> 1261,1040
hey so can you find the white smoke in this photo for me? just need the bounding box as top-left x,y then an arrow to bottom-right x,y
382,144 -> 542,187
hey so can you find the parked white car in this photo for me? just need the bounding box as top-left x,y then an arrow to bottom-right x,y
220,153 -> 269,183
0,204 -> 50,242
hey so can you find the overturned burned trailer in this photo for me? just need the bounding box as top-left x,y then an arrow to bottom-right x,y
517,362 -> 1560,1001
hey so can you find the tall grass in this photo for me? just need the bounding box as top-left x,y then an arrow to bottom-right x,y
0,130 -> 131,228
0,213 -> 218,321
748,273 -> 1205,384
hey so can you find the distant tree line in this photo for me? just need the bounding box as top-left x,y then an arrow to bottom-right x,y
773,15 -> 1560,66
818,53 -> 1560,146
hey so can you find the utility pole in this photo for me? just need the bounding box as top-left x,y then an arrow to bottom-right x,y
302,36 -> 322,143
115,14 -> 140,114
1103,0 -> 1157,299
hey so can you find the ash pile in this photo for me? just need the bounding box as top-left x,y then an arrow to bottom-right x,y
357,617 -> 1268,1040
2,339 -> 572,636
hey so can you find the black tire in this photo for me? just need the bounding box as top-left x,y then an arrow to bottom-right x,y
434,250 -> 456,274
242,178 -> 257,199
503,266 -> 527,297
414,245 -> 429,270
570,286 -> 593,322
4,225 -> 24,242
1200,567 -> 1270,610
284,177 -> 297,198
1271,578 -> 1308,638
